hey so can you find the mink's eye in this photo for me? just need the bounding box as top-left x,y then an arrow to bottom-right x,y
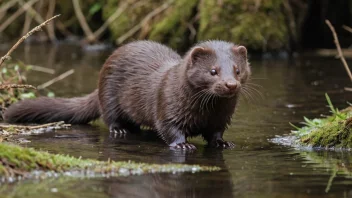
236,68 -> 240,75
210,69 -> 218,76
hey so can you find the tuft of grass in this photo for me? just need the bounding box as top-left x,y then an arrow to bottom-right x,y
0,143 -> 220,183
325,93 -> 346,120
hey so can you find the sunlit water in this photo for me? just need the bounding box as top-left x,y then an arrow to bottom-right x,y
1,43 -> 352,198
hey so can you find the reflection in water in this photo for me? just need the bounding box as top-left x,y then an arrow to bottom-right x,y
1,44 -> 352,197
104,148 -> 233,198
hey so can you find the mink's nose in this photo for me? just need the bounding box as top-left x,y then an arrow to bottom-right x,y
226,81 -> 237,90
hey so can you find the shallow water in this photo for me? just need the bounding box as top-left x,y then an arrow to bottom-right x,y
1,43 -> 352,198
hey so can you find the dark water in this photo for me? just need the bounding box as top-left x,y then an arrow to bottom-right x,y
1,43 -> 352,198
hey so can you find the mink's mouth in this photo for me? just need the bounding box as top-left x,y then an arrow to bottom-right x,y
214,88 -> 240,98
220,92 -> 238,98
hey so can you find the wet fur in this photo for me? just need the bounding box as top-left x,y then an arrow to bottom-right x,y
4,40 -> 250,148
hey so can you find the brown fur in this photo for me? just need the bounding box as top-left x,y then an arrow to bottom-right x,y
4,40 -> 251,149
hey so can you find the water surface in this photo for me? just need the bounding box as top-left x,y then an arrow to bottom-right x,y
1,44 -> 352,198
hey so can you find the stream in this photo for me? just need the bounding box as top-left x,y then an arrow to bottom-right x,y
1,43 -> 352,198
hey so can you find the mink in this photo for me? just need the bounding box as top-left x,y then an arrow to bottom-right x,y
4,40 -> 251,149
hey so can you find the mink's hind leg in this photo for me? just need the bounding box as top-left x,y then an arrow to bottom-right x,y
157,124 -> 196,150
203,131 -> 235,149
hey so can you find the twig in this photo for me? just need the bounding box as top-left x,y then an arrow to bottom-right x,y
28,65 -> 55,74
18,0 -> 45,25
72,0 -> 95,42
45,0 -> 57,42
342,25 -> 352,34
325,20 -> 352,82
0,121 -> 70,130
325,168 -> 337,193
0,0 -> 39,33
0,84 -> 36,90
56,21 -> 73,36
0,0 -> 19,22
0,14 -> 60,68
344,87 -> 352,92
37,69 -> 74,90
116,0 -> 173,44
22,8 -> 34,36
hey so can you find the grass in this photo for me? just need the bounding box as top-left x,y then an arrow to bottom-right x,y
290,94 -> 352,148
0,143 -> 220,183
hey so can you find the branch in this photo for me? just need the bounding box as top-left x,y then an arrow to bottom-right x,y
17,0 -> 44,23
37,69 -> 74,90
325,20 -> 352,82
45,0 -> 57,42
116,0 -> 173,44
0,121 -> 70,131
0,84 -> 36,90
0,0 -> 19,22
0,0 -> 39,33
342,25 -> 352,34
0,14 -> 60,68
72,0 -> 95,42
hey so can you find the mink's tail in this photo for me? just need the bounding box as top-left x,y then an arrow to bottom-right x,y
3,89 -> 100,124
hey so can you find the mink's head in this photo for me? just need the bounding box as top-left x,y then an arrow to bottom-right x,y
184,41 -> 251,98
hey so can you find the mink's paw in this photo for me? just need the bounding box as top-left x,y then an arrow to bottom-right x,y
112,128 -> 127,134
211,139 -> 235,149
109,124 -> 128,139
109,124 -> 127,134
171,142 -> 197,150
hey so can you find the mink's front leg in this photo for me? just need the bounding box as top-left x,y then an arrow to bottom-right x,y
158,125 -> 196,150
204,131 -> 235,149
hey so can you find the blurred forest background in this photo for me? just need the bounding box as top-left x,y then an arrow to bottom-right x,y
0,0 -> 352,53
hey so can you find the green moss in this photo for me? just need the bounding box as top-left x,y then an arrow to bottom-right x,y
148,0 -> 199,50
299,116 -> 352,148
0,143 -> 220,182
103,0 -> 164,43
291,94 -> 352,149
198,0 -> 287,51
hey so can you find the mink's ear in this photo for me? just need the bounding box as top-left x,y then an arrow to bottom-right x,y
188,47 -> 213,66
232,45 -> 247,59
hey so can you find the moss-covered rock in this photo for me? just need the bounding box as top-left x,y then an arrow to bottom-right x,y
148,0 -> 199,50
103,0 -> 164,43
198,0 -> 287,51
0,143 -> 220,182
289,94 -> 352,149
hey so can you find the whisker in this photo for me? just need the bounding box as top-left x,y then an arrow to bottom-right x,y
241,88 -> 255,104
248,77 -> 267,80
245,82 -> 263,88
243,86 -> 264,99
190,90 -> 207,108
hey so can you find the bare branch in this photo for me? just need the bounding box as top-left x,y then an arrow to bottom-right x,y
28,65 -> 55,74
37,69 -> 74,90
325,20 -> 352,82
0,84 -> 36,90
0,14 -> 60,68
45,0 -> 57,42
0,0 -> 19,22
21,8 -> 34,36
72,0 -> 95,42
0,0 -> 39,33
0,121 -> 71,131
342,25 -> 352,34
